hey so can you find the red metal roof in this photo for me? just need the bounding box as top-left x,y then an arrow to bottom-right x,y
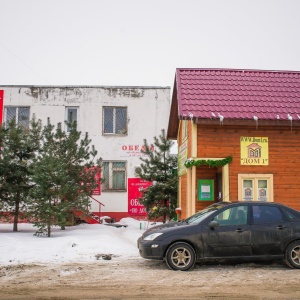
177,68 -> 300,120
167,68 -> 300,139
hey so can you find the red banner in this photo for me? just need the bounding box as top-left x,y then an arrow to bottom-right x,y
128,178 -> 151,216
82,166 -> 101,195
0,90 -> 3,124
93,169 -> 101,195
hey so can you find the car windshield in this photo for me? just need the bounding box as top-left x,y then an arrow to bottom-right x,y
185,204 -> 225,224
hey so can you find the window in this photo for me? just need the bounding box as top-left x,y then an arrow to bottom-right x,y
238,174 -> 273,202
213,205 -> 248,226
102,161 -> 126,191
103,107 -> 127,135
4,106 -> 30,128
252,205 -> 283,224
65,107 -> 78,132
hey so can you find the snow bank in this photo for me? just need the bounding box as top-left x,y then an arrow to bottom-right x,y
0,218 -> 160,265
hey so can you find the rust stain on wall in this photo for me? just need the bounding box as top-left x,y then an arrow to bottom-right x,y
105,88 -> 144,98
25,87 -> 40,99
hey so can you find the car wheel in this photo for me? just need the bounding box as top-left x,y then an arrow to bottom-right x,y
285,241 -> 300,269
166,242 -> 196,271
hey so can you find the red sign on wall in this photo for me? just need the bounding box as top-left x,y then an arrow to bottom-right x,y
92,167 -> 101,196
128,178 -> 151,216
0,90 -> 3,124
82,166 -> 101,195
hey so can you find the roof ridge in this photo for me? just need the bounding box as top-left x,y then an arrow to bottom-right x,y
176,68 -> 300,75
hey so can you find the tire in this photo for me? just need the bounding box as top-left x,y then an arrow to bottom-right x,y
285,240 -> 300,269
165,242 -> 196,271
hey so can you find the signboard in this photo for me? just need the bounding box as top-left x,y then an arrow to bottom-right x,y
178,139 -> 188,176
240,137 -> 269,165
92,168 -> 101,195
128,178 -> 151,216
198,179 -> 214,201
0,90 -> 3,124
119,144 -> 155,157
83,167 -> 101,195
243,187 -> 253,201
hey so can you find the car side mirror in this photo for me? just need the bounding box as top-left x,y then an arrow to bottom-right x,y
209,220 -> 219,229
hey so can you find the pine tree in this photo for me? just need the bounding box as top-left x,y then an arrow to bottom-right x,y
137,129 -> 178,223
29,119 -> 102,237
0,118 -> 42,231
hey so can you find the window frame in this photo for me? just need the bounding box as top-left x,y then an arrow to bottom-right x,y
65,106 -> 79,132
102,161 -> 127,192
238,174 -> 274,202
102,106 -> 127,135
4,106 -> 30,129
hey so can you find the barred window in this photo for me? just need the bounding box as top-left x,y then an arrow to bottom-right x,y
103,107 -> 127,135
4,106 -> 30,128
65,107 -> 78,132
102,161 -> 126,191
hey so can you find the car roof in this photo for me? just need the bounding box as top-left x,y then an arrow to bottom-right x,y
216,201 -> 285,207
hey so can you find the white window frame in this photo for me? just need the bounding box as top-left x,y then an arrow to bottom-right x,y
238,174 -> 274,202
4,106 -> 30,128
65,107 -> 79,132
103,106 -> 127,135
102,161 -> 127,191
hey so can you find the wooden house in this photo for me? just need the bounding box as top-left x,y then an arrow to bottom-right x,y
167,68 -> 300,219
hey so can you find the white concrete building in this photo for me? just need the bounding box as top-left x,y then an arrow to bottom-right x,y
0,86 -> 170,221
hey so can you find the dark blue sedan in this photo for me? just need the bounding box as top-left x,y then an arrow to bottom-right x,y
137,201 -> 300,271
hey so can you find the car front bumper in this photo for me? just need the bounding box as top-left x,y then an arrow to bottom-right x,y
137,236 -> 166,260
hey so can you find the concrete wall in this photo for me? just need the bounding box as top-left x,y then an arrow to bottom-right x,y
1,86 -> 171,219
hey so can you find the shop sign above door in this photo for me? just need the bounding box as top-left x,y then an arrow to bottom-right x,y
240,137 -> 269,165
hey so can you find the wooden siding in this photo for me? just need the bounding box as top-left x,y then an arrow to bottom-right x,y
180,174 -> 187,218
196,125 -> 300,211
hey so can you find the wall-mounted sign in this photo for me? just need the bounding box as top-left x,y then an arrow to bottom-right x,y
178,139 -> 188,176
198,179 -> 214,201
128,178 -> 151,216
240,137 -> 269,165
92,169 -> 101,195
119,144 -> 154,157
0,90 -> 3,124
83,167 -> 101,195
243,187 -> 253,201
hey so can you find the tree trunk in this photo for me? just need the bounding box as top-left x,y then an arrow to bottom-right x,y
47,223 -> 51,237
13,199 -> 20,232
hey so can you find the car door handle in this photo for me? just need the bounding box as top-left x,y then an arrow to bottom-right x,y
276,225 -> 286,230
236,228 -> 244,233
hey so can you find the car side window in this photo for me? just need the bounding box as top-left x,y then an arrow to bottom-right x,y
252,205 -> 283,224
214,206 -> 248,226
283,207 -> 300,221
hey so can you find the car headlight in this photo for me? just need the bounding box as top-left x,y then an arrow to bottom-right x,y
144,232 -> 163,241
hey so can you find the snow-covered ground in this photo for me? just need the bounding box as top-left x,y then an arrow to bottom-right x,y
0,218 -> 156,265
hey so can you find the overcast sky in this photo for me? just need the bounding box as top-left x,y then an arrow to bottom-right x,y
1,0 -> 300,87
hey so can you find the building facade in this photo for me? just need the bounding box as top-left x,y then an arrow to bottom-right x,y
167,68 -> 300,219
0,85 -> 170,221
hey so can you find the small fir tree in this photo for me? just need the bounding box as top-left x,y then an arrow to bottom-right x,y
0,118 -> 42,231
137,129 -> 178,223
29,119 -> 102,237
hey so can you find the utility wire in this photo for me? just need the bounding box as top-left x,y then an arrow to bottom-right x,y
0,41 -> 50,84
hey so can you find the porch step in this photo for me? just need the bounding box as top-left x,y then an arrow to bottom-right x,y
73,209 -> 100,224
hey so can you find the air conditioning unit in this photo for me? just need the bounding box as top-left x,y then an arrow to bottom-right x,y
134,166 -> 142,177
